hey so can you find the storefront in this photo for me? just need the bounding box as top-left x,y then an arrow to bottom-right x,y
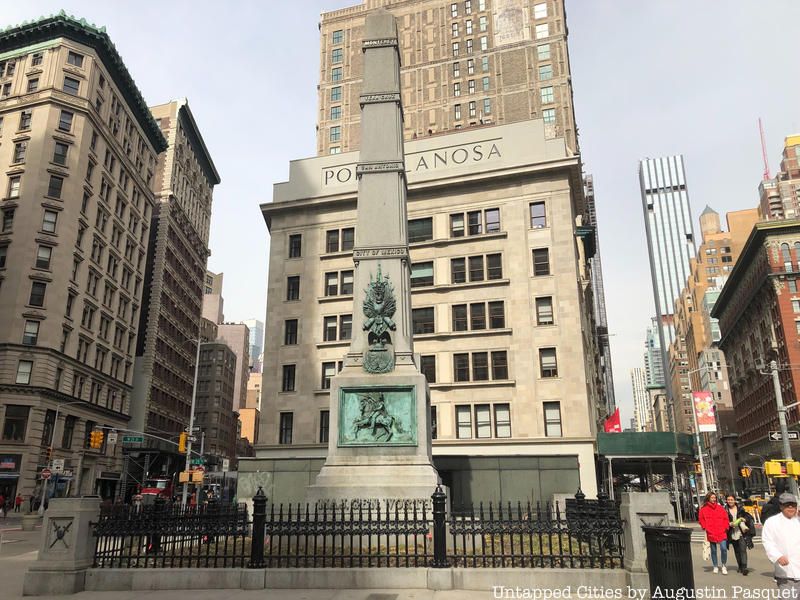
0,454 -> 22,503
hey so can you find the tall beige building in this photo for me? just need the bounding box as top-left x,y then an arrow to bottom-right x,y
243,118 -> 602,505
202,270 -> 223,323
0,14 -> 166,501
317,0 -> 576,156
216,323 -> 250,413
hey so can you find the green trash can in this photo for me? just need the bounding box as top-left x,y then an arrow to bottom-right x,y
643,526 -> 694,595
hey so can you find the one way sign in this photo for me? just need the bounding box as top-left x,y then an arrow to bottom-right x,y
769,431 -> 800,441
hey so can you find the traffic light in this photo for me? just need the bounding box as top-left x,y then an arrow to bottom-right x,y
44,446 -> 52,463
89,429 -> 104,449
787,461 -> 800,476
765,460 -> 787,477
178,432 -> 187,454
739,467 -> 752,478
694,462 -> 702,474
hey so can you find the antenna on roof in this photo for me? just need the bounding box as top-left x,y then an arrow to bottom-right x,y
759,118 -> 771,181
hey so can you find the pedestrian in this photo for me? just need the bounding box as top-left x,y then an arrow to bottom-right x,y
762,492 -> 800,594
14,493 -> 22,513
0,493 -> 5,518
699,491 -> 730,574
761,480 -> 788,523
725,494 -> 754,575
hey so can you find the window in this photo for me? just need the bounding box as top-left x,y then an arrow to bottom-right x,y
286,276 -> 300,301
482,76 -> 490,91
453,305 -> 468,331
29,281 -> 46,307
53,142 -> 69,165
472,353 -> 489,381
42,409 -> 56,446
20,110 -> 32,130
284,319 -> 298,345
67,51 -> 84,67
16,360 -> 33,384
288,234 -> 302,258
452,23 -> 459,37
42,210 -> 58,233
533,248 -> 550,276
320,410 -> 330,443
62,416 -> 77,449
468,58 -> 476,74
487,254 -> 503,279
2,405 -> 29,441
411,262 -> 434,287
420,355 -> 436,383
451,3 -> 458,17
452,42 -> 460,57
453,82 -> 461,97
325,227 -> 354,252
412,307 -> 435,334
58,110 -> 73,132
27,77 -> 39,93
0,245 -> 6,268
456,405 -> 472,439
431,406 -> 438,439
331,48 -> 343,64
454,353 -> 470,382
494,404 -> 511,438
330,146 -> 341,155
491,351 -> 508,380
539,65 -> 553,81
22,320 -> 39,345
323,316 -> 338,341
2,208 -> 14,232
541,86 -> 554,104
465,0 -> 472,13
332,67 -> 342,81
792,300 -> 800,314
451,258 -> 466,283
791,279 -> 799,294
466,39 -> 473,54
330,126 -> 341,142
535,23 -> 549,39
408,217 -> 433,242
480,36 -> 488,51
469,101 -> 476,117
540,347 -> 558,378
63,76 -> 80,95
479,15 -> 487,31
330,105 -> 342,120
451,208 -> 499,236
332,30 -> 343,45
454,103 -> 462,120
530,202 -> 547,228
340,314 -> 352,340
481,56 -> 488,72
470,303 -> 486,330
783,243 -> 793,271
453,62 -> 460,77
538,44 -> 551,60
36,245 -> 52,269
534,3 -> 548,18
279,413 -> 293,444
475,404 -> 491,438
12,142 -> 27,163
47,175 -> 64,198
8,176 -> 21,198
321,361 -> 336,389
467,20 -> 474,36
536,296 -> 554,325
331,86 -> 342,102
281,365 -> 296,392
32,52 -> 43,66
542,108 -> 556,124
544,401 -> 562,436
489,301 -> 505,328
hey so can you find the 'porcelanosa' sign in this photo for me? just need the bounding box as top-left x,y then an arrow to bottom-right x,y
322,139 -> 503,187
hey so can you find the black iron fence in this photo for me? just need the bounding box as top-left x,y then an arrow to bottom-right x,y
93,498 -> 250,568
92,487 -> 623,569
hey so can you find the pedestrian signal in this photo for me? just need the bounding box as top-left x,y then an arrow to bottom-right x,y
765,460 -> 788,476
178,432 -> 187,453
89,430 -> 104,449
787,461 -> 800,476
739,467 -> 752,478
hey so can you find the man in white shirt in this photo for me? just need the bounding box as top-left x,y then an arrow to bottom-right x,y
762,492 -> 800,593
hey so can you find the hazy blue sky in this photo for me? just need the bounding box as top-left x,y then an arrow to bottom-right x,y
5,1 -> 799,424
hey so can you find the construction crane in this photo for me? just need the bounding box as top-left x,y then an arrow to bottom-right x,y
760,118 -> 771,181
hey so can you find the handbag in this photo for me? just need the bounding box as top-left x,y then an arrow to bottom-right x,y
703,540 -> 711,561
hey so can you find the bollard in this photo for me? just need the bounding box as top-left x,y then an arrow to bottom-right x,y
248,487 -> 266,568
431,485 -> 449,568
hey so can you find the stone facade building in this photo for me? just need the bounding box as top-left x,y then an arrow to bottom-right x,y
244,118 -> 603,505
194,342 -> 237,469
713,220 -> 800,465
131,99 -> 219,452
317,0 -> 577,156
0,14 -> 167,500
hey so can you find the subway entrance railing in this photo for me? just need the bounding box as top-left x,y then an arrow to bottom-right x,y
92,487 -> 624,569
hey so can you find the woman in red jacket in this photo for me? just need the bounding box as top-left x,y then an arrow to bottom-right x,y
698,492 -> 730,574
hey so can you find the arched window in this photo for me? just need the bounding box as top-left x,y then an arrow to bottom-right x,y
794,242 -> 800,269
782,243 -> 792,271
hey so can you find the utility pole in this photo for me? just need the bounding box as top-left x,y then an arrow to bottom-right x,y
181,338 -> 202,508
770,359 -> 799,495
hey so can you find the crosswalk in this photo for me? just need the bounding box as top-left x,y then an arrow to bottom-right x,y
690,531 -> 761,544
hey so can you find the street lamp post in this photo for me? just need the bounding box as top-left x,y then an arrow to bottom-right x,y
181,337 -> 203,508
767,359 -> 799,496
39,400 -> 86,515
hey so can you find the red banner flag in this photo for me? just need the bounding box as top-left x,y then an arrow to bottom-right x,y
604,408 -> 621,433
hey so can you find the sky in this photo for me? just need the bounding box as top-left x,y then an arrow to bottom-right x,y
5,0 -> 800,426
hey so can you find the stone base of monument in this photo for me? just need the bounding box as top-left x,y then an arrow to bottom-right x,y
306,365 -> 440,504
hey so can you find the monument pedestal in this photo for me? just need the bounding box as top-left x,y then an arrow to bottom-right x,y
306,365 -> 440,503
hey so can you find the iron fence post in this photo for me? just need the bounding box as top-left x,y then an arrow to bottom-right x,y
248,487 -> 266,568
431,485 -> 449,568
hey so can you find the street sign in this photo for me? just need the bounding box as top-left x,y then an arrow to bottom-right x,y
52,458 -> 65,473
190,458 -> 205,466
107,432 -> 118,445
769,431 -> 800,441
41,468 -> 51,480
122,435 -> 144,443
222,458 -> 229,472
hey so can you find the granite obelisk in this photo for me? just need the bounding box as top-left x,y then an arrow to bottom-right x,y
306,8 -> 440,502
